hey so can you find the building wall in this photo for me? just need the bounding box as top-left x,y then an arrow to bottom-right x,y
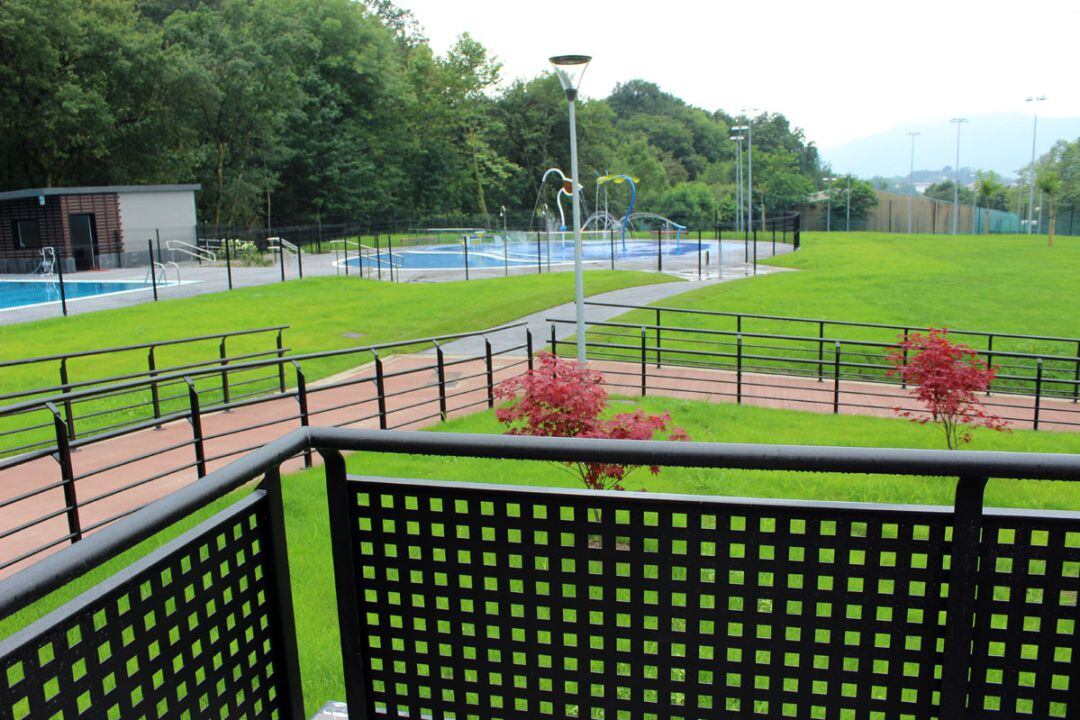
60,193 -> 122,267
117,190 -> 198,247
0,196 -> 65,267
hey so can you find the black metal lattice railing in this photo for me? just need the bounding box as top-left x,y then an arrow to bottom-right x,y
0,429 -> 1077,720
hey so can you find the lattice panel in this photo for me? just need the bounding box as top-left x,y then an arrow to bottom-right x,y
338,480 -> 976,720
0,493 -> 293,720
968,512 -> 1078,718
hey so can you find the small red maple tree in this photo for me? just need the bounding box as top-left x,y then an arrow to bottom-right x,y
886,329 -> 1008,449
495,352 -> 688,491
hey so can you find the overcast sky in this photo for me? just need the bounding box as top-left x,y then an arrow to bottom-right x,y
396,0 -> 1079,149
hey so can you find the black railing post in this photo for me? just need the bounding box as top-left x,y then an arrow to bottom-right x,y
320,448 -> 371,717
278,238 -> 286,283
386,236 -> 393,282
697,229 -> 702,280
1033,359 -> 1043,431
276,329 -> 287,393
148,347 -> 161,426
375,233 -> 383,280
657,227 -> 662,272
833,342 -> 842,414
219,337 -> 231,406
185,378 -> 207,478
435,343 -> 448,421
147,239 -> 158,302
293,361 -> 312,468
986,334 -> 995,396
58,358 -> 76,440
463,235 -> 470,281
1073,341 -> 1080,403
550,323 -> 557,355
224,237 -> 233,289
526,328 -> 534,371
817,321 -> 825,382
55,249 -> 68,316
640,327 -> 647,396
655,308 -> 662,367
374,351 -> 387,430
901,329 -> 910,389
939,475 -> 989,720
259,467 -> 307,718
736,335 -> 743,404
536,232 -> 542,274
485,338 -> 495,409
297,243 -> 304,279
47,402 -> 82,544
752,227 -> 758,275
343,239 -> 349,276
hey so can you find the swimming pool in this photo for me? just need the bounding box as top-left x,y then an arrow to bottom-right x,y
0,279 -> 162,311
344,238 -> 755,271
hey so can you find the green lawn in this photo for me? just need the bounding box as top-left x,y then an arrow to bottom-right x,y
4,395 -> 1077,715
0,271 -> 676,451
578,232 -> 1080,391
613,232 -> 1080,352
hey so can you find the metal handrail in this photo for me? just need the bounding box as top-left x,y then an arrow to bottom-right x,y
0,325 -> 289,370
165,239 -> 216,262
0,322 -> 527,418
2,426 -> 1078,620
585,301 -> 1080,347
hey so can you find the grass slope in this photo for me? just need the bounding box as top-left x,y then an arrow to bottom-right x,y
4,396 -> 1077,714
615,232 -> 1080,355
0,271 -> 676,393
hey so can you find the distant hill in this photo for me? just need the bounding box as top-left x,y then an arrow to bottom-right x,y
822,114 -> 1080,179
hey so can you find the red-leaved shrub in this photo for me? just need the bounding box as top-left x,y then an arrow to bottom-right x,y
886,329 -> 1008,449
495,352 -> 688,490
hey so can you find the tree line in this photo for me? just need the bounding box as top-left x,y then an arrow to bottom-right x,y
0,0 -> 831,230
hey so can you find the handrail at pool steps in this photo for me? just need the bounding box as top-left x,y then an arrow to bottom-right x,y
0,427 -> 1075,719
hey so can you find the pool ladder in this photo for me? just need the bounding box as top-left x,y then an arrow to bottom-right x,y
145,261 -> 181,286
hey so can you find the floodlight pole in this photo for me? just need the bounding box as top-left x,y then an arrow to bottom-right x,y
950,118 -> 967,235
907,132 -> 919,234
743,110 -> 758,231
824,177 -> 834,232
845,176 -> 851,232
1025,96 -> 1046,235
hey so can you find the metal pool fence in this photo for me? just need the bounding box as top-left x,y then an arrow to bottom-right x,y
0,428 -> 1075,719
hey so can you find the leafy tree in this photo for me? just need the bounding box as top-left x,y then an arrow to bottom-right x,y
924,180 -> 976,206
886,330 -> 1007,449
658,182 -> 717,228
1036,167 -> 1061,245
975,171 -> 1007,233
752,151 -> 814,222
494,352 -> 688,492
824,176 -> 878,225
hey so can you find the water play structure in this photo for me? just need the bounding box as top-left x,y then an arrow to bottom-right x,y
532,168 -> 686,252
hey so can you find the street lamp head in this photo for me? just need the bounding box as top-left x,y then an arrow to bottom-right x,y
731,125 -> 749,132
950,117 -> 968,124
549,55 -> 591,101
1026,95 -> 1047,103
729,135 -> 744,142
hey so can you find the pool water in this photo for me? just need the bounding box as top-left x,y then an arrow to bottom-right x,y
346,238 -> 754,271
0,279 -> 159,310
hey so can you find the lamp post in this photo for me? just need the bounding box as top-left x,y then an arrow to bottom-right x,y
1025,95 -> 1046,234
730,131 -> 746,233
551,54 -> 591,363
845,176 -> 851,232
741,111 -> 758,230
823,177 -> 835,232
907,132 -> 919,234
950,118 -> 968,235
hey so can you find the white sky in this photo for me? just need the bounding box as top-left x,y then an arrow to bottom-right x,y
396,0 -> 1079,149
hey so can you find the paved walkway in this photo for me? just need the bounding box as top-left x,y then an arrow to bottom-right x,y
429,264 -> 789,357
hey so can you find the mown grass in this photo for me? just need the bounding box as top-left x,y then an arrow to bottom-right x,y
610,232 -> 1080,354
0,271 -> 677,453
3,396 -> 1077,715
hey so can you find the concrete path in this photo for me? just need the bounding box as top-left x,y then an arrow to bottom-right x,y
429,265 -> 789,357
